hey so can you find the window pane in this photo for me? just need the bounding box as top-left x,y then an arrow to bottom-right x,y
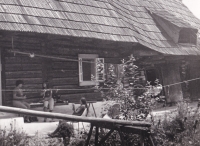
82,59 -> 92,81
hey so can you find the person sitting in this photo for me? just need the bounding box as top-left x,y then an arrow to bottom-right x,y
13,80 -> 31,122
48,97 -> 88,138
72,97 -> 88,116
40,81 -> 54,122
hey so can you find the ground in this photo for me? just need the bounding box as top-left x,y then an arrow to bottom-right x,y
0,101 -> 198,136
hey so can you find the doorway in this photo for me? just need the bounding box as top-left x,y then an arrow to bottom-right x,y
145,69 -> 159,86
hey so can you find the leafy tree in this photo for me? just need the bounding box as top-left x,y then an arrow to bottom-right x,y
98,55 -> 163,121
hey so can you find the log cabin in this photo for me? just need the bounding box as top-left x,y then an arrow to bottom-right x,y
0,0 -> 199,106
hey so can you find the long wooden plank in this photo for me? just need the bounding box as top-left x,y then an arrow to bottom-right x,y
60,92 -> 100,102
6,78 -> 43,86
118,126 -> 150,134
0,106 -> 151,127
5,64 -> 42,71
5,71 -> 42,78
51,77 -> 78,85
52,62 -> 78,69
5,57 -> 21,64
49,70 -> 78,78
6,84 -> 42,90
5,57 -> 42,64
51,89 -> 93,95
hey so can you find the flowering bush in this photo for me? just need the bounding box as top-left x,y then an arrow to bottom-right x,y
0,128 -> 29,146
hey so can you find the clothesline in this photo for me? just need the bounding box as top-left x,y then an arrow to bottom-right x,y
9,49 -> 121,65
7,49 -> 200,92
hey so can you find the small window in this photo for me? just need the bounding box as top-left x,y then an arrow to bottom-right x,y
178,29 -> 197,44
78,54 -> 104,86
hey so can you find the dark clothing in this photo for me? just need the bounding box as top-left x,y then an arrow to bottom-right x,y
72,105 -> 86,116
50,104 -> 87,140
44,90 -> 51,97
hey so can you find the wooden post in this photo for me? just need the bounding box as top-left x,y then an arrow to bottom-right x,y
98,128 -> 114,146
95,126 -> 99,145
91,103 -> 97,117
0,48 -> 2,105
118,128 -> 125,146
149,135 -> 155,146
140,134 -> 145,146
1,49 -> 5,106
85,124 -> 94,146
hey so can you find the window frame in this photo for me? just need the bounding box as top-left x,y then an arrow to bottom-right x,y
178,28 -> 197,45
78,54 -> 99,86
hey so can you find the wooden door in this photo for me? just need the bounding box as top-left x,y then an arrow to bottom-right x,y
189,60 -> 200,100
161,63 -> 183,103
0,49 -> 2,105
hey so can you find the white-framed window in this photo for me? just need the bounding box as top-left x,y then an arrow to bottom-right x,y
78,54 -> 105,86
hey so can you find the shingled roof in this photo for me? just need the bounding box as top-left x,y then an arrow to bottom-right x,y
111,0 -> 200,55
0,0 -> 139,43
0,0 -> 200,55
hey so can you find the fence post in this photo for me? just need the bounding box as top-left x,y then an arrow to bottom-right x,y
85,124 -> 94,146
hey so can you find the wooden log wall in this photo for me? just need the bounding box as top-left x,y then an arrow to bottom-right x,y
188,60 -> 200,100
1,32 -> 122,106
2,34 -> 44,106
46,39 -> 121,103
161,62 -> 183,103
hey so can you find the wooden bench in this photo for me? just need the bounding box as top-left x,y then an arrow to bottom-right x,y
29,99 -> 69,108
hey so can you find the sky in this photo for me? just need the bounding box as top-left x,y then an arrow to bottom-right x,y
182,0 -> 200,19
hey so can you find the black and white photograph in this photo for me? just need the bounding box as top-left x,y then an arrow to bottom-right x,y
0,0 -> 199,145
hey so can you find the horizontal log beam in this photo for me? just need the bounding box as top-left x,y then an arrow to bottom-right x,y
0,106 -> 151,128
49,70 -> 78,78
6,71 -> 42,78
5,57 -> 42,64
5,64 -> 42,71
6,78 -> 43,86
51,77 -> 78,85
60,92 -> 100,102
52,62 -> 78,70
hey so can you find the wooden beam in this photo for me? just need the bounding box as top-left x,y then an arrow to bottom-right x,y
140,134 -> 145,146
0,106 -> 151,127
117,126 -> 125,146
95,126 -> 99,146
165,56 -> 184,61
132,48 -> 160,56
91,103 -> 97,117
1,49 -> 6,105
98,128 -> 114,146
85,124 -> 94,146
148,135 -> 155,146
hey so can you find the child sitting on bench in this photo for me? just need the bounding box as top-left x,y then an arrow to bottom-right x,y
40,81 -> 54,122
48,97 -> 88,138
